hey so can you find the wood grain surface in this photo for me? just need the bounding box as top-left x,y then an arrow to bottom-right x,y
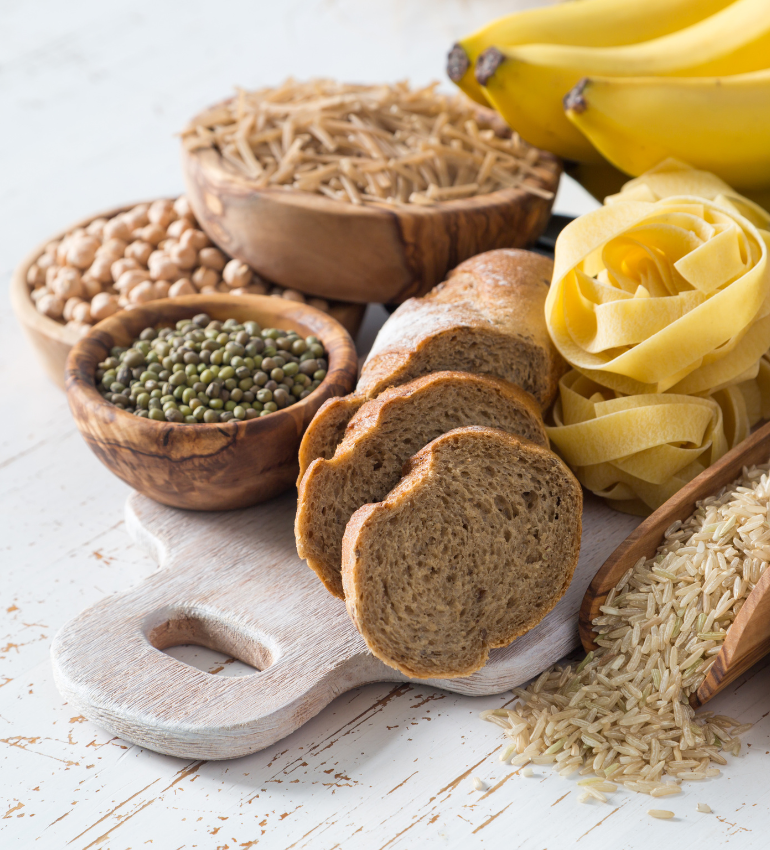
64,294 -> 358,510
182,143 -> 561,305
10,203 -> 366,390
579,418 -> 770,708
50,489 -> 639,760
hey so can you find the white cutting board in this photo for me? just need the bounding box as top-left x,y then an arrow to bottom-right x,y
50,491 -> 640,760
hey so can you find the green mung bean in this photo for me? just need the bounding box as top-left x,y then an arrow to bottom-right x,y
96,312 -> 328,424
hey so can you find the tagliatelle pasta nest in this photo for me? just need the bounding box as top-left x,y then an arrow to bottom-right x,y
544,162 -> 770,513
546,196 -> 770,396
547,361 -> 770,514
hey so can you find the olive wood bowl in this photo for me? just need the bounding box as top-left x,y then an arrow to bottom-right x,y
181,131 -> 561,305
11,202 -> 366,390
580,418 -> 770,708
65,294 -> 358,511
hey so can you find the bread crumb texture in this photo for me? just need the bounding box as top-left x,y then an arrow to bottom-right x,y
341,426 -> 582,678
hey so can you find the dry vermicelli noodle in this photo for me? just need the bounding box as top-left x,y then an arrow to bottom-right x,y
482,464 -> 766,796
180,79 -> 555,206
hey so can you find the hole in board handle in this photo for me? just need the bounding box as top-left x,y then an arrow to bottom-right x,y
147,610 -> 277,675
163,645 -> 257,677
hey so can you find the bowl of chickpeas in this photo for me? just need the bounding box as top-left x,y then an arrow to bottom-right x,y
65,294 -> 358,510
11,197 -> 366,389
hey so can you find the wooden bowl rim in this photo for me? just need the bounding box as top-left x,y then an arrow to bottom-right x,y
65,293 -> 358,439
10,200 -> 174,351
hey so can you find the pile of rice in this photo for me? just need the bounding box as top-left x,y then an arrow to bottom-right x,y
482,463 -> 764,799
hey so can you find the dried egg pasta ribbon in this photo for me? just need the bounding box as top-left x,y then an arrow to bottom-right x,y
547,195 -> 770,395
606,158 -> 770,230
546,361 -> 770,515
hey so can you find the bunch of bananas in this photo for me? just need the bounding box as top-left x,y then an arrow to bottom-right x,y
448,0 -> 770,204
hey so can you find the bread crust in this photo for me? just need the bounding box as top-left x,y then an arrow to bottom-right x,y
295,372 -> 548,598
341,426 -> 582,679
296,249 -> 567,478
358,249 -> 567,408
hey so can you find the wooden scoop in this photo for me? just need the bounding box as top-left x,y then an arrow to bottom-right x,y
579,419 -> 770,708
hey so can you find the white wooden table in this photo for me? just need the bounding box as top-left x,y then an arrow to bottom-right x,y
2,2 -> 769,847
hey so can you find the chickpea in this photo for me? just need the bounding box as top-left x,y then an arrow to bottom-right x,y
166,218 -> 191,239
153,280 -> 171,299
222,259 -> 252,288
72,300 -> 92,324
216,280 -> 230,293
98,238 -> 129,261
173,196 -> 195,220
81,276 -> 103,300
90,292 -> 119,321
282,289 -> 306,303
149,255 -> 179,281
45,265 -> 60,287
102,216 -> 132,242
27,263 -> 46,288
86,217 -> 108,238
232,281 -> 268,296
115,269 -> 150,294
51,267 -> 84,299
37,252 -> 56,271
198,246 -> 226,271
55,238 -> 71,264
125,240 -> 153,266
31,286 -> 49,303
169,278 -> 196,297
192,266 -> 219,289
129,280 -> 156,305
110,257 -> 140,281
148,199 -> 176,229
37,292 -> 64,319
66,235 -> 99,269
44,239 -> 60,256
64,320 -> 91,338
137,223 -> 166,246
87,256 -> 114,284
123,204 -> 149,230
156,238 -> 177,252
168,243 -> 197,270
63,296 -> 84,321
199,285 -> 220,295
180,228 -> 210,251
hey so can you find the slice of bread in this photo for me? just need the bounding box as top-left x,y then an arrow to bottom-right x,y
297,393 -> 366,482
296,249 -> 566,481
296,373 -> 548,598
341,426 -> 582,679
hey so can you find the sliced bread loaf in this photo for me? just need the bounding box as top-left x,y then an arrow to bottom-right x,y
297,249 -> 565,481
341,426 -> 582,679
296,372 -> 548,598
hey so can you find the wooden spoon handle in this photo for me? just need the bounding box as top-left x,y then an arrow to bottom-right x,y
580,418 -> 770,707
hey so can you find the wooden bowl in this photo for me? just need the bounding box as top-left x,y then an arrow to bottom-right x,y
10,203 -> 366,390
65,294 -> 358,511
181,142 -> 561,305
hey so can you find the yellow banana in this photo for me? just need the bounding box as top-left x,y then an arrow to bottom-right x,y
478,0 -> 770,162
563,70 -> 770,191
447,0 -> 735,107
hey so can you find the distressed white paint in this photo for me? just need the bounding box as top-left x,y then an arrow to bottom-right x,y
2,1 -> 770,847
51,490 -> 639,760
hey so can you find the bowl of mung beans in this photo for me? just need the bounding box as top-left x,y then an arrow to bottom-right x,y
65,294 -> 358,510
